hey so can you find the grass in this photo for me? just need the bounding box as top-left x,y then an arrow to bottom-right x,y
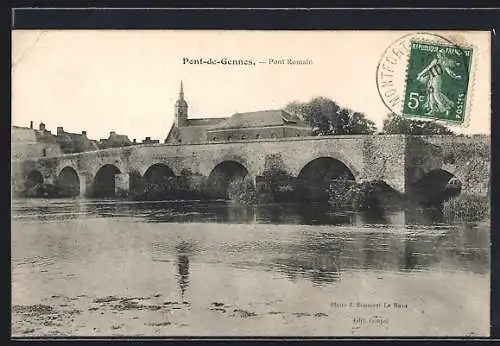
443,194 -> 490,223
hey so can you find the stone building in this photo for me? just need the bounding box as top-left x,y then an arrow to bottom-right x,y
165,82 -> 312,144
98,131 -> 133,149
12,122 -> 101,160
56,126 -> 99,153
142,137 -> 160,144
12,122 -> 63,160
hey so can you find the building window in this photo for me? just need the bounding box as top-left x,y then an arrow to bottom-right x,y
296,134 -> 300,137
178,139 -> 182,143
241,135 -> 246,140
227,136 -> 232,141
255,134 -> 260,139
212,137 -> 218,141
271,133 -> 276,138
42,148 -> 47,157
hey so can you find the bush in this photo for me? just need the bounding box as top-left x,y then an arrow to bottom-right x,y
257,168 -> 298,203
327,179 -> 357,208
196,179 -> 224,200
131,176 -> 198,201
443,194 -> 489,223
23,183 -> 62,198
227,176 -> 257,204
224,168 -> 299,204
332,180 -> 402,211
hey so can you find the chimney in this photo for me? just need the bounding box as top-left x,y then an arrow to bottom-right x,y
57,127 -> 64,135
110,131 -> 116,137
39,122 -> 46,131
82,131 -> 87,136
30,121 -> 33,129
133,139 -> 136,144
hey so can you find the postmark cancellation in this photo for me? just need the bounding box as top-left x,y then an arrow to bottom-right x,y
376,32 -> 477,127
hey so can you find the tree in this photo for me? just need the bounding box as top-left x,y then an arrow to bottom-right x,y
348,111 -> 377,135
285,97 -> 376,135
382,113 -> 454,135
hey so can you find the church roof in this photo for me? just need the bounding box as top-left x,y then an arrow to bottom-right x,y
186,118 -> 226,126
175,99 -> 188,107
208,110 -> 308,130
175,81 -> 188,107
165,124 -> 211,144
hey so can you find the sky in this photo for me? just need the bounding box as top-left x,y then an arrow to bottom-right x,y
12,30 -> 491,141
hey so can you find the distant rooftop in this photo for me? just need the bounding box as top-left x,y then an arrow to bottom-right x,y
186,118 -> 226,127
208,109 -> 308,130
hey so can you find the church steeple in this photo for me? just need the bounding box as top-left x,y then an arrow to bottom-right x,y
175,80 -> 188,127
179,80 -> 184,100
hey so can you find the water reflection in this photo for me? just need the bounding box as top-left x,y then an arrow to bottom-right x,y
14,199 -> 446,226
11,196 -> 491,337
148,239 -> 195,300
273,233 -> 344,285
175,241 -> 194,300
355,207 -> 389,225
269,225 -> 489,286
11,198 -> 490,290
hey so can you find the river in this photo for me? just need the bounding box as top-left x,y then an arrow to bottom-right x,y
11,198 -> 490,337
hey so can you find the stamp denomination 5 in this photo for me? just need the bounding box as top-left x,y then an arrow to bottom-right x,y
376,32 -> 475,127
403,41 -> 472,124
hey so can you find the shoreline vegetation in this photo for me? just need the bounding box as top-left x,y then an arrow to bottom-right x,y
14,167 -> 489,224
12,100 -> 489,225
442,194 -> 490,224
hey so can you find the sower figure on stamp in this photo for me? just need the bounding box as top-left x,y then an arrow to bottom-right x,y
416,48 -> 462,116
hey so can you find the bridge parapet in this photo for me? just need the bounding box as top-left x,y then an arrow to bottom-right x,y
11,134 -> 490,198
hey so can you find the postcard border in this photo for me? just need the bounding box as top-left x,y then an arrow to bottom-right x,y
8,6 -> 500,343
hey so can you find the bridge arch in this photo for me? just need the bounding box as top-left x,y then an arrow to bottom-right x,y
410,168 -> 461,206
92,164 -> 121,197
143,163 -> 176,183
133,160 -> 182,177
298,157 -> 356,181
208,160 -> 249,198
25,169 -> 44,191
291,151 -> 360,179
297,157 -> 356,201
141,163 -> 178,194
57,166 -> 80,197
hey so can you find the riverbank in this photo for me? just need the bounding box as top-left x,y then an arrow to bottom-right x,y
12,270 -> 489,337
14,177 -> 490,224
443,194 -> 490,223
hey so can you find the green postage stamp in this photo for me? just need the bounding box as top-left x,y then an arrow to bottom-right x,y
403,41 -> 473,124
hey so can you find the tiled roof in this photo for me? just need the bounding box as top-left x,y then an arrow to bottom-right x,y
165,125 -> 179,143
165,124 -> 209,144
187,118 -> 226,126
111,134 -> 131,141
208,110 -> 308,130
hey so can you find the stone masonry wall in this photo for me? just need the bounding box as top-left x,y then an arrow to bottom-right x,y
358,135 -> 407,193
12,135 -> 488,197
12,142 -> 63,161
404,136 -> 444,188
421,136 -> 491,196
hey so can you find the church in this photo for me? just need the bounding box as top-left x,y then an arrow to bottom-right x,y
165,82 -> 312,144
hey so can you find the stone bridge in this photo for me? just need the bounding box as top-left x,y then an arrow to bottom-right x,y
11,135 -> 490,200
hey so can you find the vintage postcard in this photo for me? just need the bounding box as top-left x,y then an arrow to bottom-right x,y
11,30 -> 491,337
